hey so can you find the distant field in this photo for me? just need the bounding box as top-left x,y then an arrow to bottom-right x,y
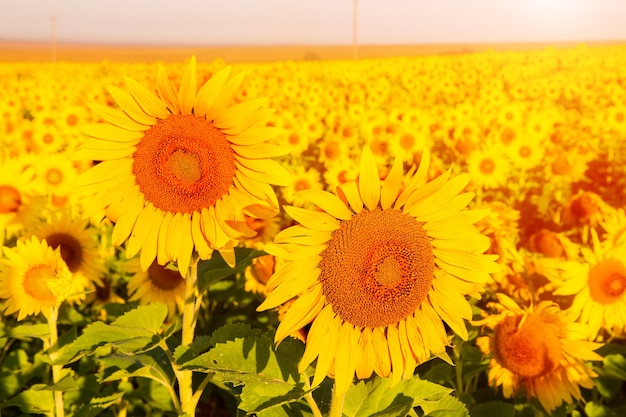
1,40 -> 625,63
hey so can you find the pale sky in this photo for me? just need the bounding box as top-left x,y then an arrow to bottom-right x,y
1,0 -> 625,46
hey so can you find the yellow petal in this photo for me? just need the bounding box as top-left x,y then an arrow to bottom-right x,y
336,180 -> 363,214
355,327 -> 375,380
87,103 -> 150,131
231,143 -> 288,159
299,304 -> 334,373
283,205 -> 339,232
125,76 -> 170,119
264,256 -> 321,293
178,55 -> 197,115
334,323 -> 358,394
274,225 -> 330,246
176,214 -> 194,276
406,174 -> 471,220
140,208 -> 163,271
263,242 -> 327,261
295,189 -> 353,220
204,71 -> 245,121
229,126 -> 286,146
191,211 -> 213,259
274,285 -> 324,345
387,324 -> 405,386
398,319 -> 417,379
372,327 -> 391,378
257,269 -> 320,310
79,123 -> 145,142
311,308 -> 341,387
126,203 -> 157,258
381,156 -> 404,210
111,194 -> 145,246
194,65 -> 232,118
235,158 -> 292,186
214,97 -> 268,130
156,64 -> 180,114
107,85 -> 156,126
358,146 -> 381,211
157,211 -> 174,265
396,148 -> 430,209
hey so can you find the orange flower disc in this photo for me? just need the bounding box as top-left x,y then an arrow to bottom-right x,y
494,314 -> 562,378
319,208 -> 434,328
132,114 -> 235,214
23,264 -> 57,302
588,259 -> 626,304
0,185 -> 21,214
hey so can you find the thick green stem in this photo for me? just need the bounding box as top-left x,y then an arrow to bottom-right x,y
47,307 -> 65,417
328,382 -> 346,417
179,260 -> 199,416
303,375 -> 323,417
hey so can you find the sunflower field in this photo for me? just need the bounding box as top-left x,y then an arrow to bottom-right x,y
1,44 -> 626,417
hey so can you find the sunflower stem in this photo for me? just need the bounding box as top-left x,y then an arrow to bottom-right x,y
46,306 -> 65,417
303,375 -> 323,417
179,259 -> 200,416
329,383 -> 346,417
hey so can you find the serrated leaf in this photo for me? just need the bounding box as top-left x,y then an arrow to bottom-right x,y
470,401 -> 515,417
182,333 -> 306,413
99,348 -> 175,386
32,368 -> 79,391
198,248 -> 267,291
420,393 -> 469,417
343,375 -> 454,417
209,322 -> 262,346
1,323 -> 49,340
3,388 -> 54,414
112,303 -> 168,333
72,392 -> 125,417
52,304 -> 168,365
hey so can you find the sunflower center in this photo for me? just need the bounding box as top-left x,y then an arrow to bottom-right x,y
479,158 -> 496,175
588,259 -> 626,304
45,233 -> 83,273
45,168 -> 64,185
529,229 -> 563,258
23,264 -> 57,301
148,262 -> 185,290
132,114 -> 235,214
0,185 -> 21,214
319,208 -> 434,328
494,314 -> 562,378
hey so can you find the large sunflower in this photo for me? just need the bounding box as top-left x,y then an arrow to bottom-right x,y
257,147 -> 499,393
0,236 -> 79,320
73,57 -> 290,276
475,294 -> 602,413
553,228 -> 626,338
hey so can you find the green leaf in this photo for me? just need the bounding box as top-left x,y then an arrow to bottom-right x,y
420,393 -> 469,417
470,401 -> 515,417
32,368 -> 79,391
343,375 -> 455,417
72,392 -> 125,417
3,388 -> 54,414
603,354 -> 626,380
53,304 -> 168,365
198,248 -> 267,292
182,332 -> 306,414
0,323 -> 49,340
209,322 -> 262,346
585,402 -> 618,417
99,348 -> 175,386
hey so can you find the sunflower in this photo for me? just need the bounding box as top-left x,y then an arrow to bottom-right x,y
73,57 -> 290,276
466,144 -> 510,190
126,258 -> 186,321
27,210 -> 105,297
474,294 -> 602,413
257,147 -> 499,394
0,153 -> 44,243
553,228 -> 626,338
0,236 -> 79,320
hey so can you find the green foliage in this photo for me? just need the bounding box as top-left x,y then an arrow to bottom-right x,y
54,303 -> 169,365
198,248 -> 267,292
183,326 -> 306,415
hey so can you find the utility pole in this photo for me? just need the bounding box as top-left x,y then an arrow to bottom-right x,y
352,0 -> 358,60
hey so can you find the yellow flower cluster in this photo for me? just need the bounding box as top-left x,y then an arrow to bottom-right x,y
1,44 -> 626,412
